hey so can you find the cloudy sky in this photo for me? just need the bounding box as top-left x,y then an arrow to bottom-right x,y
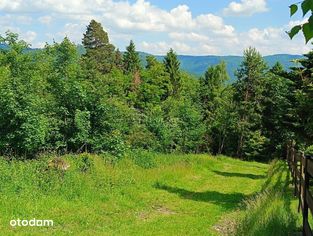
0,0 -> 310,55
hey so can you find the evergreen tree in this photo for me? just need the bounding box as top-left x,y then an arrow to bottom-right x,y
234,47 -> 268,158
82,20 -> 115,74
199,62 -> 232,153
146,55 -> 158,69
261,62 -> 294,157
285,51 -> 313,145
164,49 -> 181,96
136,58 -> 170,108
114,48 -> 124,70
123,40 -> 141,74
199,62 -> 229,121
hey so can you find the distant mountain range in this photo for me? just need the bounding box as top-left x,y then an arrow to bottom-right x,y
139,52 -> 303,82
1,44 -> 303,82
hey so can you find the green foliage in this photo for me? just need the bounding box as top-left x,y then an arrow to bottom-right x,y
123,40 -> 141,74
288,0 -> 313,43
82,20 -> 116,74
242,130 -> 268,160
145,106 -> 174,152
234,47 -> 268,159
0,32 -> 50,156
135,60 -> 171,109
71,110 -> 91,152
145,55 -> 158,69
260,63 -> 295,157
290,4 -> 298,17
305,145 -> 313,156
285,51 -> 313,147
199,62 -> 233,153
0,25 -> 311,161
164,48 -> 181,96
90,100 -> 134,156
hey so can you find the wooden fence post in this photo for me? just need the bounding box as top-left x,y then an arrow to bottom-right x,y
299,152 -> 305,213
294,149 -> 297,197
303,155 -> 309,236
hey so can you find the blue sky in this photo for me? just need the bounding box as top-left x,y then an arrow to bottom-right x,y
0,0 -> 310,55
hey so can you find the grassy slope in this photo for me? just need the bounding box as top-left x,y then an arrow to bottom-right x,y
0,154 -> 297,235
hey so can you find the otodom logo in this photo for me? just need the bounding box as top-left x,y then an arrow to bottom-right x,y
10,218 -> 54,227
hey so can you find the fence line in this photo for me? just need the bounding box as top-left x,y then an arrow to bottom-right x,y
287,144 -> 313,236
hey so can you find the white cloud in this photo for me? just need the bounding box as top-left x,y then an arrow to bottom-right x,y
0,0 -> 110,14
0,0 -> 232,35
22,31 -> 37,43
237,23 -> 311,55
169,32 -> 209,42
38,16 -> 52,25
103,2 -> 195,32
140,40 -> 220,55
141,41 -> 192,55
0,14 -> 32,27
56,23 -> 86,43
16,15 -> 33,24
224,0 -> 268,16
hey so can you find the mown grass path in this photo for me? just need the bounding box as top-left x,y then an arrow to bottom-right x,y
0,154 -> 270,235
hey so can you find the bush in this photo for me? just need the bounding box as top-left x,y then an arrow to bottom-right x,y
305,145 -> 313,156
243,131 -> 268,160
128,149 -> 157,169
92,130 -> 128,158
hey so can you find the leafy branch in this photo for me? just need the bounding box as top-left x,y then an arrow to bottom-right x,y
288,0 -> 313,43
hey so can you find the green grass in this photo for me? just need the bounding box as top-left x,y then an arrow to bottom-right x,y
230,160 -> 302,236
0,153 -> 299,235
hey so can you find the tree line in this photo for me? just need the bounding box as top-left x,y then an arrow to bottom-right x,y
0,19 -> 312,160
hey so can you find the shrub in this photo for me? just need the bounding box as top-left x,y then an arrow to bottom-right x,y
128,149 -> 157,169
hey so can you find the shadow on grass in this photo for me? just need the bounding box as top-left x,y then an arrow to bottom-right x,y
232,161 -> 299,236
261,161 -> 292,192
154,183 -> 246,210
212,170 -> 266,179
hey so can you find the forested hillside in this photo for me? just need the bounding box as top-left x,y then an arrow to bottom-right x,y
0,19 -> 312,161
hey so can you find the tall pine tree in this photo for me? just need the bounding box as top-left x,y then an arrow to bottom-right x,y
123,40 -> 141,74
164,48 -> 181,97
82,20 -> 115,74
234,47 -> 267,158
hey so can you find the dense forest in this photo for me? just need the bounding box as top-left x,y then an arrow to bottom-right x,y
0,19 -> 312,161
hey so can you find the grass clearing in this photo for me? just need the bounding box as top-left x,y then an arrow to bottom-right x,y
0,153 -> 298,235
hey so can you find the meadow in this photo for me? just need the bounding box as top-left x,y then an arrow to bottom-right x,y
0,153 -> 301,235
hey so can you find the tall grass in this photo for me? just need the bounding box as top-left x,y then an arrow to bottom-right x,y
232,160 -> 301,236
0,152 -> 270,235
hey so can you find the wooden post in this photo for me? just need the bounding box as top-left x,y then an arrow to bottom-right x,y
298,152 -> 304,213
302,155 -> 309,236
294,150 -> 297,197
